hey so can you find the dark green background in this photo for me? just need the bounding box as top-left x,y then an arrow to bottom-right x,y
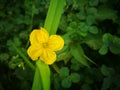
0,0 -> 120,90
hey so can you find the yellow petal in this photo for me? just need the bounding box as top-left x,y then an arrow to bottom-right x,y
27,45 -> 43,60
48,35 -> 64,51
40,49 -> 56,65
30,27 -> 49,45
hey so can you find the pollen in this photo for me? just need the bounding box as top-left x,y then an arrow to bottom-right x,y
42,43 -> 48,48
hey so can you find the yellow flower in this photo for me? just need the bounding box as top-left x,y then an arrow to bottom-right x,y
27,27 -> 64,65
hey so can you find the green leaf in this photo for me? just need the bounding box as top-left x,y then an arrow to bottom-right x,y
102,34 -> 120,54
100,65 -> 114,76
109,36 -> 120,54
109,44 -> 120,54
32,67 -> 42,90
71,58 -> 81,71
76,0 -> 88,9
60,67 -> 69,77
86,7 -> 97,15
19,31 -> 28,39
54,76 -> 61,90
61,77 -> 72,88
77,11 -> 86,20
101,77 -> 112,90
71,63 -> 80,71
86,15 -> 95,25
95,7 -> 117,21
70,73 -> 81,83
79,22 -> 89,32
99,0 -> 108,3
99,45 -> 108,55
70,44 -> 89,67
69,21 -> 77,28
85,35 -> 102,50
79,30 -> 88,37
88,26 -> 99,34
102,33 -> 111,43
44,0 -> 66,34
34,60 -> 50,90
32,6 -> 39,14
78,22 -> 89,37
81,84 -> 92,90
89,0 -> 99,6
13,37 -> 21,46
0,53 -> 9,62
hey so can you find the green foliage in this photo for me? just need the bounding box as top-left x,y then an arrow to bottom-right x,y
60,67 -> 69,77
100,33 -> 120,54
101,77 -> 112,90
99,44 -> 108,55
81,84 -> 91,90
89,0 -> 99,6
0,0 -> 48,89
71,58 -> 81,71
95,7 -> 117,21
100,65 -> 114,76
100,65 -> 120,90
0,53 -> 9,62
32,60 -> 50,90
70,44 -> 89,67
61,77 -> 72,88
88,26 -> 99,34
1,0 -> 120,90
70,73 -> 81,83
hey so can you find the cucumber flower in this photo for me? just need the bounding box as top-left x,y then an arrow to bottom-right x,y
27,27 -> 64,65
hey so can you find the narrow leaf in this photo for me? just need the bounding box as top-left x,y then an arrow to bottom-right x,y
44,0 -> 66,34
36,60 -> 50,90
70,44 -> 89,67
32,67 -> 42,90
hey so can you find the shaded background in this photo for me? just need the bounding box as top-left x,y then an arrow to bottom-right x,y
0,0 -> 120,90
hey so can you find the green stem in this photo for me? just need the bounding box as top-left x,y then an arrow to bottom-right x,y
51,64 -> 60,74
32,60 -> 50,90
11,42 -> 35,70
36,60 -> 50,90
32,66 -> 42,90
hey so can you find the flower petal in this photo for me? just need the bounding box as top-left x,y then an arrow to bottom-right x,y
27,45 -> 43,60
30,27 -> 49,45
48,35 -> 64,51
40,49 -> 56,65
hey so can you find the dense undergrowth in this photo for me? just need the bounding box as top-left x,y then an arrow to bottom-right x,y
0,0 -> 120,90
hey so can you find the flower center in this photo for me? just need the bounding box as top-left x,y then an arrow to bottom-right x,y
42,43 -> 48,48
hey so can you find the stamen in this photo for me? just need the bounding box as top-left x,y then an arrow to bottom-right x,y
43,43 -> 48,48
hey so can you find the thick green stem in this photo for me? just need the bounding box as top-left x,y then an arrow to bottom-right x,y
32,66 -> 42,90
36,60 -> 50,90
32,60 -> 50,90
